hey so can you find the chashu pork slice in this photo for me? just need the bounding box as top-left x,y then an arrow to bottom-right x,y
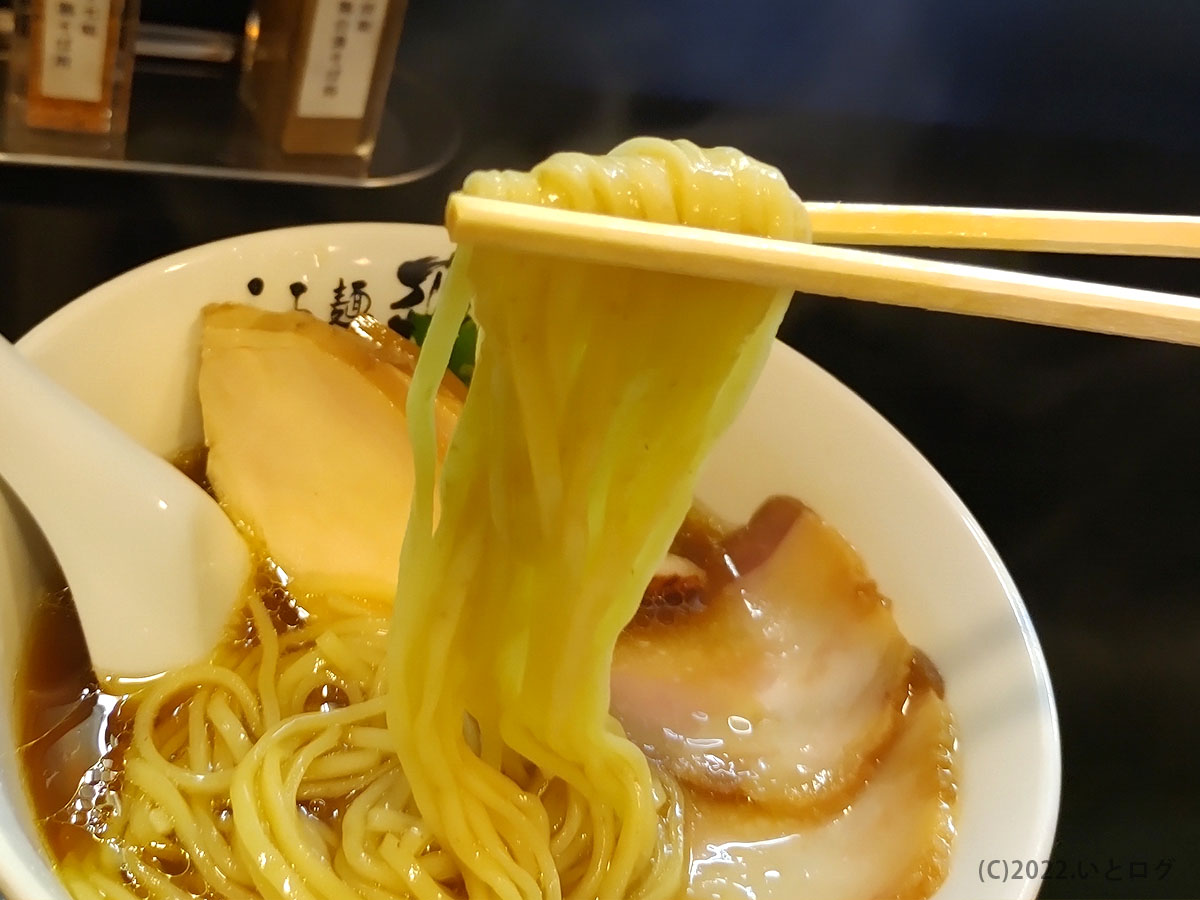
684,686 -> 957,900
613,502 -> 915,815
198,304 -> 463,606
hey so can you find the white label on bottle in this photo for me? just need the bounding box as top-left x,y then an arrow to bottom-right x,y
296,0 -> 388,120
40,0 -> 113,103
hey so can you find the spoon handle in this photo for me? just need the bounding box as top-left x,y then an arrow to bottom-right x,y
0,335 -> 251,678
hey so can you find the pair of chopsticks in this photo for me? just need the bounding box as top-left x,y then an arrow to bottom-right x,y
445,196 -> 1200,346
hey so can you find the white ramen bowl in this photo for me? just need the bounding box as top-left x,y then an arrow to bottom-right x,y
0,223 -> 1060,900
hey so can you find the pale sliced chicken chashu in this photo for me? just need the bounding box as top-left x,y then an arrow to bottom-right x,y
198,305 -> 463,606
612,499 -> 916,815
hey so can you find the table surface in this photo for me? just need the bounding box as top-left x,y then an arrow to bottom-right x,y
3,3 -> 1199,897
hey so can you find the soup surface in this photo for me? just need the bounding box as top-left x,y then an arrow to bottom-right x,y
19,493 -> 956,900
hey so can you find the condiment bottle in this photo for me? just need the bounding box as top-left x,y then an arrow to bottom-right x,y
5,0 -> 140,137
243,0 -> 409,157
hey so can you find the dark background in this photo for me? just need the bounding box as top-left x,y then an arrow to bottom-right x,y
3,2 -> 1199,897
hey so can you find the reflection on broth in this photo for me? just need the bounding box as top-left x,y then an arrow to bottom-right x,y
18,590 -> 127,863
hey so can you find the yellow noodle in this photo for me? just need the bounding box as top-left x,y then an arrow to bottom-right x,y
377,831 -> 457,900
123,760 -> 245,893
207,692 -> 253,760
385,138 -> 802,899
314,631 -> 376,685
122,850 -> 195,900
188,688 -> 210,772
249,592 -> 282,728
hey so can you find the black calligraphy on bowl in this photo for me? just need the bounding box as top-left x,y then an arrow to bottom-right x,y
243,253 -> 453,338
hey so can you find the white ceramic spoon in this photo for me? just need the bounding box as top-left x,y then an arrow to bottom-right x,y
0,335 -> 251,680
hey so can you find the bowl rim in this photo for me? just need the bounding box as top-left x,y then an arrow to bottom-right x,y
757,338 -> 1062,900
12,221 -> 1062,900
17,222 -> 449,351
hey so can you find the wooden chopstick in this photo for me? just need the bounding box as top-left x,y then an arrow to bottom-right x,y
806,202 -> 1200,257
445,193 -> 1200,347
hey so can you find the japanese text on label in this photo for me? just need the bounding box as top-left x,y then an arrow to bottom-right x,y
296,0 -> 389,120
40,0 -> 112,103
